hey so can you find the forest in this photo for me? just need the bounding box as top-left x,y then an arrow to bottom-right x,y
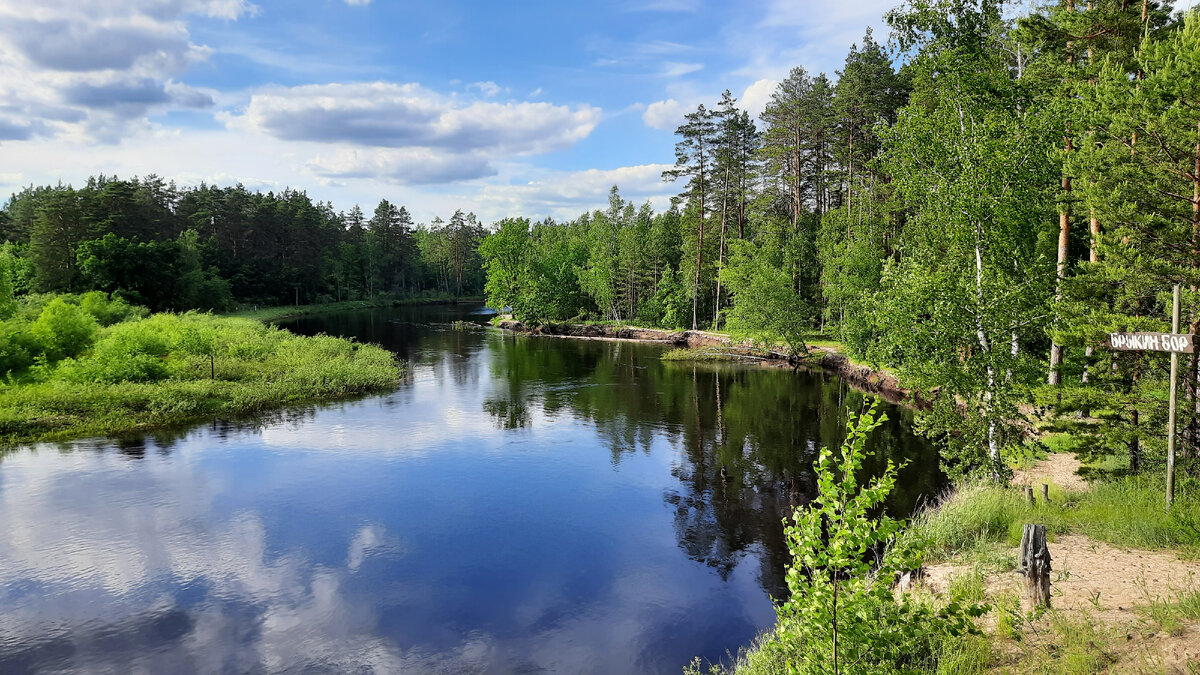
478,0 -> 1200,483
0,179 -> 487,312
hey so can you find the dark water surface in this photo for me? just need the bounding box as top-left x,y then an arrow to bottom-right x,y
0,304 -> 942,674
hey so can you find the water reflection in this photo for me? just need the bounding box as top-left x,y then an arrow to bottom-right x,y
0,305 -> 941,674
476,331 -> 941,600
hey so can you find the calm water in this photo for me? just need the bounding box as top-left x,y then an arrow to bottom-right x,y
0,304 -> 942,674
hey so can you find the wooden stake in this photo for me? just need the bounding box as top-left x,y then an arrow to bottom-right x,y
1019,524 -> 1052,608
1168,284 -> 1181,511
1041,483 -> 1050,505
1025,486 -> 1036,507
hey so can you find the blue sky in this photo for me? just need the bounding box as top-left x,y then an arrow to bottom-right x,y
6,0 -> 1168,224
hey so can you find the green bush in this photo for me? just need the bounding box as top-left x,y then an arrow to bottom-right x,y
0,322 -> 32,375
700,404 -> 986,675
29,298 -> 98,362
77,291 -> 145,326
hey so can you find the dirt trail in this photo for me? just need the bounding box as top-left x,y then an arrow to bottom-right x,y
928,534 -> 1200,672
1012,452 -> 1088,492
928,535 -> 1200,618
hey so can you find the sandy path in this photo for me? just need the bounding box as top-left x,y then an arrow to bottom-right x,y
1012,452 -> 1088,491
928,535 -> 1200,617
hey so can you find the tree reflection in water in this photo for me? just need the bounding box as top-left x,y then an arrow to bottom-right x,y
480,332 -> 943,599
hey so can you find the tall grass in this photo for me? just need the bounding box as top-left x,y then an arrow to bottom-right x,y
908,476 -> 1200,560
0,312 -> 401,444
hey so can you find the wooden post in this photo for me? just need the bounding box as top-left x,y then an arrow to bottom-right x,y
1041,483 -> 1050,505
1019,524 -> 1052,608
1168,284 -> 1181,511
1025,486 -> 1035,507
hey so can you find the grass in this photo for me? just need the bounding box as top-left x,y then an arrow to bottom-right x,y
661,347 -> 750,362
224,294 -> 483,323
907,476 -> 1200,567
0,312 -> 402,445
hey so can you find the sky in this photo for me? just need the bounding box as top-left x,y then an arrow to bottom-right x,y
0,0 -> 1192,225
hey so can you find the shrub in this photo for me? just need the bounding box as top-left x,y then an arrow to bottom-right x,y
77,291 -> 145,326
758,404 -> 986,674
29,298 -> 98,362
0,321 -> 32,375
60,320 -> 171,383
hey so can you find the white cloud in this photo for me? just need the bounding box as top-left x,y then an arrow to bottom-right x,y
0,0 -> 254,144
660,61 -> 703,77
467,163 -> 676,220
344,0 -> 371,5
642,98 -> 687,130
470,80 -> 504,97
229,82 -> 600,154
739,78 -> 776,119
306,147 -> 497,184
727,0 -> 894,85
222,81 -> 601,184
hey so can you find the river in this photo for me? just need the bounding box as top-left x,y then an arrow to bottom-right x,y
0,303 -> 942,674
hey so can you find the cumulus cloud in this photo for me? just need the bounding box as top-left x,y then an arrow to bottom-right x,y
642,98 -> 687,130
740,78 -> 776,119
232,82 -> 599,153
3,18 -> 198,73
223,82 -> 601,184
469,163 -> 675,219
0,0 -> 253,144
307,147 -> 497,184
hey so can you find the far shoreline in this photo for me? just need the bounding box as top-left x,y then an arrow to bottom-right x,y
223,296 -> 487,323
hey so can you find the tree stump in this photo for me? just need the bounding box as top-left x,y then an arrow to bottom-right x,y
1025,486 -> 1035,507
1041,483 -> 1050,505
1018,524 -> 1052,608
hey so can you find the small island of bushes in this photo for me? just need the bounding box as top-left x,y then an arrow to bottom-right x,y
0,291 -> 402,444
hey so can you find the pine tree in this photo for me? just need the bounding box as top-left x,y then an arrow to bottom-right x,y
664,104 -> 718,330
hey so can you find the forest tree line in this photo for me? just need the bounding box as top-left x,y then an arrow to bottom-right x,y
0,177 -> 487,312
478,0 -> 1200,479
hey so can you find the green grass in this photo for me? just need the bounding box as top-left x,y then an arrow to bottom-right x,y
224,294 -> 483,323
0,312 -> 402,445
803,339 -> 846,351
908,476 -> 1200,564
661,347 -> 745,361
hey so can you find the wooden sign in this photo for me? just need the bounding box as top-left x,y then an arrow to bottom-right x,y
1099,286 -> 1186,512
1104,332 -> 1196,354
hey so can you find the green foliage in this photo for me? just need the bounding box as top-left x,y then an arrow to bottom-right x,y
0,248 -> 17,320
721,236 -> 814,357
29,297 -> 98,362
766,403 -> 985,674
870,41 -> 1060,476
1048,11 -> 1200,471
648,265 -> 689,329
0,306 -> 401,444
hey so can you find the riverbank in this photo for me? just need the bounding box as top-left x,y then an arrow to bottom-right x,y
0,305 -> 402,445
710,456 -> 1200,674
495,320 -> 912,403
226,295 -> 486,323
